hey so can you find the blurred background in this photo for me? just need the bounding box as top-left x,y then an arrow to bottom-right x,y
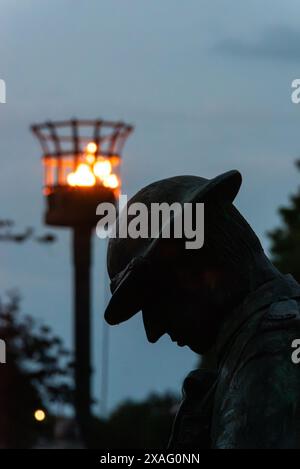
1,0 -> 300,448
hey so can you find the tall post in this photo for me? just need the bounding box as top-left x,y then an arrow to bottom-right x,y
32,118 -> 133,446
73,226 -> 92,445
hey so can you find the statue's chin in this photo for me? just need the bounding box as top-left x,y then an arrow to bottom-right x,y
186,338 -> 214,355
186,342 -> 203,354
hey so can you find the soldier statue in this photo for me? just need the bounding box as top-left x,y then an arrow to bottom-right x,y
104,170 -> 300,449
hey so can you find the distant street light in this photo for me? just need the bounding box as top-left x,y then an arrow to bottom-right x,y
31,118 -> 133,446
34,409 -> 46,422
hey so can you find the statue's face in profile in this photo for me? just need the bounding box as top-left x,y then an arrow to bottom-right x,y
141,240 -> 231,354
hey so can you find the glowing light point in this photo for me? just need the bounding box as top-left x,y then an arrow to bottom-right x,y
85,142 -> 98,164
102,173 -> 119,189
67,163 -> 96,187
34,409 -> 46,422
67,172 -> 76,186
86,154 -> 96,164
93,158 -> 112,178
86,142 -> 97,154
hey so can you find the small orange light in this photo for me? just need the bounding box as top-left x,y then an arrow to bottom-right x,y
109,155 -> 121,166
93,158 -> 112,178
67,163 -> 96,187
86,154 -> 96,164
86,142 -> 97,154
43,187 -> 52,196
34,409 -> 46,422
67,172 -> 76,186
102,173 -> 119,189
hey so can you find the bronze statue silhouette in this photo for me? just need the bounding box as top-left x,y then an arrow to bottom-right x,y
104,170 -> 300,449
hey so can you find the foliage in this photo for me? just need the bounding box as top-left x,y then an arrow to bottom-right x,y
90,393 -> 179,449
268,160 -> 300,282
0,292 -> 73,447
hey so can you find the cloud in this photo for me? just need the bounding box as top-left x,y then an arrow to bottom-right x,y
215,26 -> 300,61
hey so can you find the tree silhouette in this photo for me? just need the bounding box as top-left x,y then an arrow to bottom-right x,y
94,393 -> 178,449
267,160 -> 300,282
0,219 -> 56,244
0,291 -> 73,448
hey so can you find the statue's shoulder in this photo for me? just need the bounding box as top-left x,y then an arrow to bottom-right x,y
259,298 -> 300,338
265,298 -> 300,322
237,297 -> 300,365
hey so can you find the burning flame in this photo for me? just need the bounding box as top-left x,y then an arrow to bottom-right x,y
85,142 -> 97,164
67,163 -> 96,187
86,154 -> 96,165
86,142 -> 97,153
93,158 -> 112,178
102,174 -> 119,189
66,142 -> 120,189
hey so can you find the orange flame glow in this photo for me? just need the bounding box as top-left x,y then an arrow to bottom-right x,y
93,158 -> 112,178
86,142 -> 97,153
86,154 -> 96,164
102,173 -> 119,189
66,142 -> 120,190
67,163 -> 96,187
85,142 -> 97,164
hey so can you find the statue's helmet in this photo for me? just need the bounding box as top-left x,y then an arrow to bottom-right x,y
104,170 -> 242,326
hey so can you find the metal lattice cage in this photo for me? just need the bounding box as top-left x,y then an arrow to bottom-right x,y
32,118 -> 133,227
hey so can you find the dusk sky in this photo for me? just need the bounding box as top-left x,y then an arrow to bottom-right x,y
1,0 -> 300,415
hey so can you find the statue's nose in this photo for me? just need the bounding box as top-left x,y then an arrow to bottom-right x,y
168,331 -> 177,342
